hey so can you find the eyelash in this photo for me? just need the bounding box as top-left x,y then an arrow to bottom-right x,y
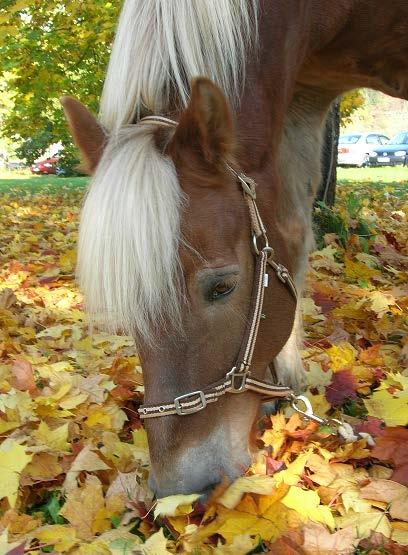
210,279 -> 237,301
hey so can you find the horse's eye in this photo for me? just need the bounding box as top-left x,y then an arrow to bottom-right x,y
210,280 -> 236,301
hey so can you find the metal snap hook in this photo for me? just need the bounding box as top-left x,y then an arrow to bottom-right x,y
290,394 -> 328,425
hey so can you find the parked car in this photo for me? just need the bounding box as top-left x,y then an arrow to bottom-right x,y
338,132 -> 389,167
368,131 -> 408,166
31,157 -> 60,175
5,160 -> 27,171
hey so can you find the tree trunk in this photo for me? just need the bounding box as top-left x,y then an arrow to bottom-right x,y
317,99 -> 340,206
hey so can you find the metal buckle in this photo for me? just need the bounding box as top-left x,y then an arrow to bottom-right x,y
174,390 -> 207,416
226,367 -> 249,393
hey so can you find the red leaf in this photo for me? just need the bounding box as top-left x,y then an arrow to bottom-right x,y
325,370 -> 358,406
266,457 -> 285,476
354,416 -> 385,437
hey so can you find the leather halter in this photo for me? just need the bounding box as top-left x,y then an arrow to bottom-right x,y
137,115 -> 298,420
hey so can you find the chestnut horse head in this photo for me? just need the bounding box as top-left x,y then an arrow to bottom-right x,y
63,77 -> 297,497
64,0 -> 408,497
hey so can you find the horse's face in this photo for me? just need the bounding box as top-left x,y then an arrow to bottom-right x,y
63,79 -> 296,498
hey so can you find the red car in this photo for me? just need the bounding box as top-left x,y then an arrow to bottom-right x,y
31,157 -> 60,175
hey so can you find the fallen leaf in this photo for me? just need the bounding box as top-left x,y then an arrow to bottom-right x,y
33,525 -> 78,553
154,493 -> 200,519
325,370 -> 358,406
302,522 -> 358,554
60,476 -> 110,540
0,440 -> 32,507
281,486 -> 335,529
219,475 -> 277,509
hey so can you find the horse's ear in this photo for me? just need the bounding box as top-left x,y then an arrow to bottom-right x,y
171,78 -> 235,164
60,97 -> 107,174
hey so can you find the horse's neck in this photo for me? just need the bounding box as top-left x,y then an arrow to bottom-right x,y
235,44 -> 334,286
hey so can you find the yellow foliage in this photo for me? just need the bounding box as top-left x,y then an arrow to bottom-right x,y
0,440 -> 32,507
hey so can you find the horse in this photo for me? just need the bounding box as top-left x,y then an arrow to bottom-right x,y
62,0 -> 408,498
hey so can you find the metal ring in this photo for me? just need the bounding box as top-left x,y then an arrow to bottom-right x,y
253,233 -> 271,255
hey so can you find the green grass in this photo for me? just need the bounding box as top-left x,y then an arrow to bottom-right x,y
0,166 -> 407,196
337,165 -> 408,185
0,171 -> 88,194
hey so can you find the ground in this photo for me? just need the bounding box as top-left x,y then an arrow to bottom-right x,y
0,168 -> 407,554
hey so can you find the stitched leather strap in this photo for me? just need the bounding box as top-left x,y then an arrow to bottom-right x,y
138,244 -> 294,420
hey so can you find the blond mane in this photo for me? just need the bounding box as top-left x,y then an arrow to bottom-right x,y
100,0 -> 257,130
78,0 -> 258,343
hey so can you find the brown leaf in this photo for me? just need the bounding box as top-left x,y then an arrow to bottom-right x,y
302,522 -> 358,554
361,479 -> 408,521
0,288 -> 18,309
358,531 -> 408,555
267,529 -> 306,554
60,476 -> 106,540
370,427 -> 408,485
10,359 -> 38,395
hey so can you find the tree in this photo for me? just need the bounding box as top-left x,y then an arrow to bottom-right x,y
339,89 -> 364,125
317,90 -> 365,205
317,100 -> 340,206
0,0 -> 120,168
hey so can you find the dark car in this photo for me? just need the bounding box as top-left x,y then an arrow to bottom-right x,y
368,131 -> 408,166
31,157 -> 60,175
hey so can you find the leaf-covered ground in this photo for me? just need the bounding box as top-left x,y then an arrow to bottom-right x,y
0,174 -> 407,554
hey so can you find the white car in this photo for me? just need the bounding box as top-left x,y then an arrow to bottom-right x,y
338,132 -> 389,167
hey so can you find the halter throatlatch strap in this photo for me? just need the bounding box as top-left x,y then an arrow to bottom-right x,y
137,117 -> 299,420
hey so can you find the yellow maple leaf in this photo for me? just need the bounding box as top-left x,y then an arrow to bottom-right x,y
281,486 -> 335,529
0,439 -> 32,507
34,421 -> 70,452
219,475 -> 278,509
154,493 -> 200,519
85,407 -> 112,429
326,342 -> 357,371
344,258 -> 380,281
34,525 -> 78,553
336,510 -> 391,539
214,500 -> 302,544
273,451 -> 311,486
364,388 -> 408,426
261,412 -> 287,458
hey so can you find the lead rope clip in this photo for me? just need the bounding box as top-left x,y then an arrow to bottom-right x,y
289,394 -> 374,445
